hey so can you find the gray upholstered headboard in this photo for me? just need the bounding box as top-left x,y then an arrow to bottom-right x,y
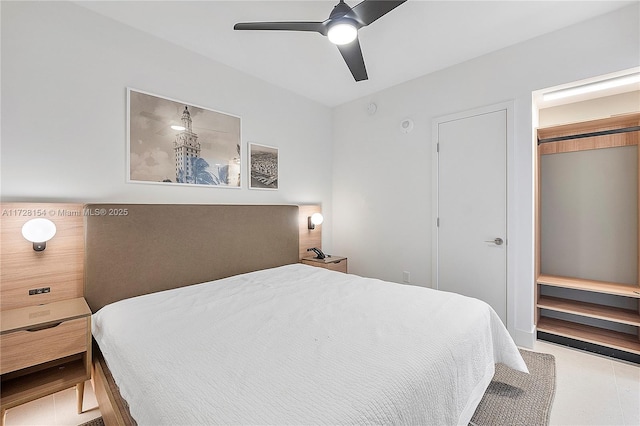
84,204 -> 299,312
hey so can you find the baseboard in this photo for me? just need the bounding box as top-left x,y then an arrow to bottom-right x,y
537,331 -> 640,364
512,326 -> 535,349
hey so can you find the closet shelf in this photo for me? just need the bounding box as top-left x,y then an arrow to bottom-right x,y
537,274 -> 640,298
537,296 -> 640,327
537,317 -> 640,355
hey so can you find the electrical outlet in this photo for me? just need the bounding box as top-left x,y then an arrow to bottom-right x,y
402,271 -> 411,283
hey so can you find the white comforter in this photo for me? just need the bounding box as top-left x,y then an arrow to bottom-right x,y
92,264 -> 527,425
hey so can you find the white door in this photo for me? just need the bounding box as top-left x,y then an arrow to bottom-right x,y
436,109 -> 507,324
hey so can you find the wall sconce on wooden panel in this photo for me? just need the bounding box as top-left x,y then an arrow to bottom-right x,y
308,213 -> 324,230
22,218 -> 57,251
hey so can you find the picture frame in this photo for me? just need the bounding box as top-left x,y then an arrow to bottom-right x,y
249,143 -> 279,190
127,88 -> 241,188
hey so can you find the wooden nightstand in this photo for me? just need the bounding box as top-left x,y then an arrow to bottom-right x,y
0,297 -> 92,424
301,256 -> 348,273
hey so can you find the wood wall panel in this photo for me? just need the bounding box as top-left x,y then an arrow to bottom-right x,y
0,203 -> 84,311
535,144 -> 541,325
538,132 -> 638,155
538,112 -> 640,155
537,113 -> 640,140
298,205 -> 322,260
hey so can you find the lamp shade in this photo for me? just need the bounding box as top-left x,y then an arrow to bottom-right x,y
327,22 -> 357,45
22,218 -> 57,243
310,213 -> 324,226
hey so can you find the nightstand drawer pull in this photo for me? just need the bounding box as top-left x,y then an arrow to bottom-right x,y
26,322 -> 62,332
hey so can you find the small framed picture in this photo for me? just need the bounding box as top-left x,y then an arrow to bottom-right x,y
249,143 -> 278,190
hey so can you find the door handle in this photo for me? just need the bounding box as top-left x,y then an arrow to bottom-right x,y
484,237 -> 504,246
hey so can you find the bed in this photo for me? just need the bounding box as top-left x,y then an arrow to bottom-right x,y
85,204 -> 526,425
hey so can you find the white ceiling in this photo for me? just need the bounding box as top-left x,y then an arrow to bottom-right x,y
75,0 -> 635,107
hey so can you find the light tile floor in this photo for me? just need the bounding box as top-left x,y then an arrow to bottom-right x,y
4,380 -> 100,426
4,341 -> 639,425
533,340 -> 640,426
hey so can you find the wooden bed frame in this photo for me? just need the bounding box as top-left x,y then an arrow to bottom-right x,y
84,203 -> 318,425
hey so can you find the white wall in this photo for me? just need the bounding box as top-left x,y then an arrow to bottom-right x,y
332,4 -> 640,346
0,1 -> 334,248
539,91 -> 640,126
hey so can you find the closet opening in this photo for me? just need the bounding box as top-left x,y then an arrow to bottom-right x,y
533,68 -> 640,363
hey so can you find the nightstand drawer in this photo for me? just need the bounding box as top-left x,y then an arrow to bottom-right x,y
0,317 -> 87,374
301,256 -> 348,273
321,259 -> 347,273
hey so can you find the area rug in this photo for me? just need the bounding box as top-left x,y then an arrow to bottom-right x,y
80,349 -> 555,426
78,417 -> 105,426
470,349 -> 556,426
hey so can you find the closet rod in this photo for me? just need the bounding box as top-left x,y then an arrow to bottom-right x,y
538,126 -> 640,145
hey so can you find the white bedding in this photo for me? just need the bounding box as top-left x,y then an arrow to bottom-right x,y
92,263 -> 527,425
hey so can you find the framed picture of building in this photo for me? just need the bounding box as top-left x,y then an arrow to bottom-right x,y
127,88 -> 241,188
249,143 -> 279,190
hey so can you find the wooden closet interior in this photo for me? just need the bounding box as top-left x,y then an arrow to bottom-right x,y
535,112 -> 640,363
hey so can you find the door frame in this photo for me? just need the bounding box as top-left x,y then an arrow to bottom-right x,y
431,100 -> 515,335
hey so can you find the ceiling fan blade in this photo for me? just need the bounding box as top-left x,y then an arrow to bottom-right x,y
337,37 -> 368,82
347,0 -> 407,26
234,21 -> 327,35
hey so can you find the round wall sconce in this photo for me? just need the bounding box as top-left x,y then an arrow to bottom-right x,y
308,212 -> 324,230
22,218 -> 56,251
400,118 -> 414,133
367,102 -> 377,115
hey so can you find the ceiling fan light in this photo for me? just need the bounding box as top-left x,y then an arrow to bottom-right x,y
327,22 -> 357,45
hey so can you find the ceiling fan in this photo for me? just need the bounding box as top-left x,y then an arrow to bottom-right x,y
234,0 -> 407,82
